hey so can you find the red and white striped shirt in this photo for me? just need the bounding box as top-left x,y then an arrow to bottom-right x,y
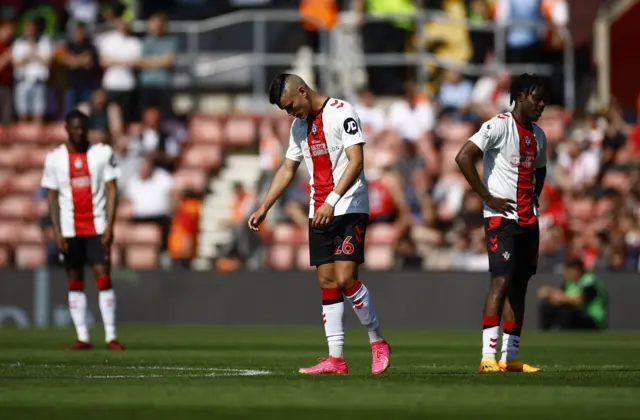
41,143 -> 120,237
285,98 -> 369,217
470,112 -> 547,225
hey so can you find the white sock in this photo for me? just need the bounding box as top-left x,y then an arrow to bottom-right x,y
344,281 -> 383,343
482,326 -> 500,360
323,301 -> 345,358
500,332 -> 520,362
68,291 -> 90,343
99,289 -> 117,342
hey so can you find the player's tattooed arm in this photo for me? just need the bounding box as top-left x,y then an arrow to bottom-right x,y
47,189 -> 62,234
259,158 -> 301,213
102,180 -> 118,247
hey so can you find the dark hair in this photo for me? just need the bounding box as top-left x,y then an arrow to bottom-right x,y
509,73 -> 545,105
65,110 -> 89,125
268,73 -> 291,106
566,257 -> 585,272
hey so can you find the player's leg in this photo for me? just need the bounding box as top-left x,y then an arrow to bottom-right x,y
335,214 -> 390,375
65,238 -> 92,349
499,224 -> 540,372
298,222 -> 347,375
480,217 -> 516,372
88,236 -> 124,351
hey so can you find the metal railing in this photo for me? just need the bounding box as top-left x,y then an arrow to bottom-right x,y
113,8 -> 575,110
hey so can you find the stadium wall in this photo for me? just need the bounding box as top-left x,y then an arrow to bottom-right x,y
0,270 -> 638,330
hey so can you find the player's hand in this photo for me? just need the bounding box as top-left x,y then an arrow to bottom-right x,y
55,231 -> 68,253
101,226 -> 114,248
312,203 -> 334,229
484,195 -> 516,216
248,208 -> 267,232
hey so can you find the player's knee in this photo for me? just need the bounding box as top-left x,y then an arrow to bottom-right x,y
317,274 -> 338,289
490,275 -> 511,294
334,269 -> 357,289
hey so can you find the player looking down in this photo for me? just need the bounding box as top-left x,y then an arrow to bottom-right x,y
455,74 -> 548,373
248,73 -> 391,375
41,110 -> 124,351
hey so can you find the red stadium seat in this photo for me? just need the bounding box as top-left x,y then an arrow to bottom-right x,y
18,224 -> 44,245
26,148 -> 49,168
11,171 -> 42,194
44,123 -> 67,145
116,200 -> 134,221
189,117 -> 223,145
225,117 -> 256,148
0,196 -> 32,219
367,223 -> 396,245
126,246 -> 158,269
173,170 -> 207,195
273,224 -> 301,245
0,247 -> 9,267
363,245 -> 394,270
11,123 -> 44,143
268,244 -> 294,270
0,148 -> 26,169
128,223 -> 162,246
180,145 -> 223,171
15,245 -> 46,269
0,222 -> 17,246
296,247 -> 314,271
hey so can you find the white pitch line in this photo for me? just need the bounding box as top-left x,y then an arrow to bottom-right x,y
1,363 -> 272,378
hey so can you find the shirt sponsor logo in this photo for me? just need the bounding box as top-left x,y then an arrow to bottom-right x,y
71,176 -> 91,188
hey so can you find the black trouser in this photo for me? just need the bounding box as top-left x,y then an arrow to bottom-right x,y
132,216 -> 171,251
539,299 -> 598,330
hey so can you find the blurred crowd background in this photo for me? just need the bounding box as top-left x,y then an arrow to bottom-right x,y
0,0 -> 639,274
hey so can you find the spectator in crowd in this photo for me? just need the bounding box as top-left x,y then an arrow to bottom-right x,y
167,191 -> 201,268
0,19 -> 15,124
87,88 -> 110,143
437,69 -> 474,119
496,0 -> 543,64
387,81 -> 436,144
129,107 -> 180,172
354,89 -> 385,142
471,67 -> 512,119
98,16 -> 141,130
61,22 -> 97,116
125,155 -> 175,253
556,134 -> 600,194
66,0 -> 100,34
257,118 -> 283,201
138,13 -> 176,117
537,258 -> 607,330
11,17 -> 51,123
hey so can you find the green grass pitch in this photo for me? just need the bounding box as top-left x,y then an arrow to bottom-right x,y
1,327 -> 639,419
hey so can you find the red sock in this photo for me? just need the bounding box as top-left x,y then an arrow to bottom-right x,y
68,280 -> 83,291
96,276 -> 111,291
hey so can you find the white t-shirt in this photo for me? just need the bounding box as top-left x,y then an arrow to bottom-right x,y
41,144 -> 120,237
354,103 -> 385,138
98,31 -> 142,91
125,169 -> 174,218
386,100 -> 435,142
557,148 -> 599,188
469,112 -> 547,225
12,37 -> 52,83
285,98 -> 369,218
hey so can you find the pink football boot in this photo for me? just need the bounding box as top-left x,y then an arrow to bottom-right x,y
371,340 -> 391,375
298,356 -> 348,375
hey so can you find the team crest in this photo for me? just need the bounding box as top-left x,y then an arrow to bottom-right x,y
312,123 -> 317,136
525,136 -> 531,147
74,158 -> 83,169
